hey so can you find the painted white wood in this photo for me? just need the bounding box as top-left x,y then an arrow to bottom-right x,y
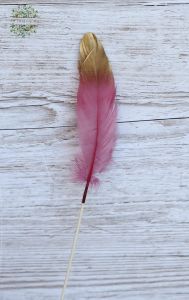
1,1 -> 189,300
1,119 -> 189,299
1,4 -> 189,129
1,0 -> 189,5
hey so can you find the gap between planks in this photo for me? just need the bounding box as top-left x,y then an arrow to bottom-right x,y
0,116 -> 188,131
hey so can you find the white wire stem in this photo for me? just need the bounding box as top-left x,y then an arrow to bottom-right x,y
60,202 -> 85,300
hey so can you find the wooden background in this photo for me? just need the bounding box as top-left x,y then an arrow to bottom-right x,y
1,1 -> 189,299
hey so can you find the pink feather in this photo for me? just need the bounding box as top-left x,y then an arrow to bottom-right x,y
75,75 -> 117,203
75,35 -> 117,203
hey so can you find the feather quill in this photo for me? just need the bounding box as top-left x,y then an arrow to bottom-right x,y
61,33 -> 117,300
75,32 -> 117,203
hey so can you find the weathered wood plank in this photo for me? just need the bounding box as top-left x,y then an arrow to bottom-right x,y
1,1 -> 189,5
1,119 -> 189,299
1,4 -> 189,129
1,1 -> 189,300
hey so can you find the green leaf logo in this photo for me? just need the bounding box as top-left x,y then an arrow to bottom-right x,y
10,5 -> 38,38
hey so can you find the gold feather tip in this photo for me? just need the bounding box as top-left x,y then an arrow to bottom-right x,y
79,32 -> 112,80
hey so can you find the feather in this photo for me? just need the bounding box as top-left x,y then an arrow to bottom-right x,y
61,33 -> 117,300
75,32 -> 117,203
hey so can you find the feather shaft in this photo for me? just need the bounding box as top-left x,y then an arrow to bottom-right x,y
82,121 -> 99,203
60,203 -> 85,300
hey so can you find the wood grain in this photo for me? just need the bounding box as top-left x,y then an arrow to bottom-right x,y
1,1 -> 189,5
1,1 -> 189,300
1,4 -> 189,129
1,119 -> 189,299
